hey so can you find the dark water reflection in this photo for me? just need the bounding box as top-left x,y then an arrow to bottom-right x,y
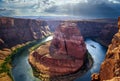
75,39 -> 107,81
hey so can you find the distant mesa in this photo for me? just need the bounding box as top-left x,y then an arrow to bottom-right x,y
29,21 -> 93,81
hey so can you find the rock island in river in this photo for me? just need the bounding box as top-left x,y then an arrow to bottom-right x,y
29,21 -> 93,81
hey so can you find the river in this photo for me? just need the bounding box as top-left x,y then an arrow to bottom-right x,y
11,36 -> 107,81
75,39 -> 106,81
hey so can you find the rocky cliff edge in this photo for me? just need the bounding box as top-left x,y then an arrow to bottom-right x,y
92,17 -> 120,81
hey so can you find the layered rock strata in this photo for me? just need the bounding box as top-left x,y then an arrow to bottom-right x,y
29,22 -> 92,81
92,17 -> 120,81
47,19 -> 118,47
0,17 -> 51,48
0,17 -> 51,81
50,22 -> 86,59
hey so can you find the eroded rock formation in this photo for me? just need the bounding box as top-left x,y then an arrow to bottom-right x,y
0,17 -> 51,48
50,22 -> 86,59
29,22 -> 92,81
47,19 -> 118,47
92,17 -> 120,81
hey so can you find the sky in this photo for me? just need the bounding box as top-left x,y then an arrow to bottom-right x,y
0,0 -> 120,18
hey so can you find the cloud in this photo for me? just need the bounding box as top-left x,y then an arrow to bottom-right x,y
109,0 -> 120,3
44,0 -> 120,18
0,0 -> 120,18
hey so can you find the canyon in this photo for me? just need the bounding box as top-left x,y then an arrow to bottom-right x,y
47,19 -> 118,47
0,17 -> 51,81
0,17 -> 118,49
92,17 -> 120,81
0,17 -> 118,81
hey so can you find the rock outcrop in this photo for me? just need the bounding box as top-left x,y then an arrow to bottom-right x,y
29,22 -> 92,81
92,17 -> 120,81
47,19 -> 118,47
50,22 -> 86,59
0,17 -> 51,48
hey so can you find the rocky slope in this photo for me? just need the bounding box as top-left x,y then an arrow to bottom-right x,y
0,17 -> 51,48
29,22 -> 93,81
92,17 -> 120,81
0,17 -> 51,81
77,19 -> 118,47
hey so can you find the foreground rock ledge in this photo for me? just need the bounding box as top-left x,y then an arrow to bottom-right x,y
29,22 -> 93,81
92,17 -> 120,81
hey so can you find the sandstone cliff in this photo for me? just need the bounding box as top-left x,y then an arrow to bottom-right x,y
29,22 -> 93,81
92,17 -> 120,81
0,17 -> 51,48
77,20 -> 118,47
0,17 -> 51,81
